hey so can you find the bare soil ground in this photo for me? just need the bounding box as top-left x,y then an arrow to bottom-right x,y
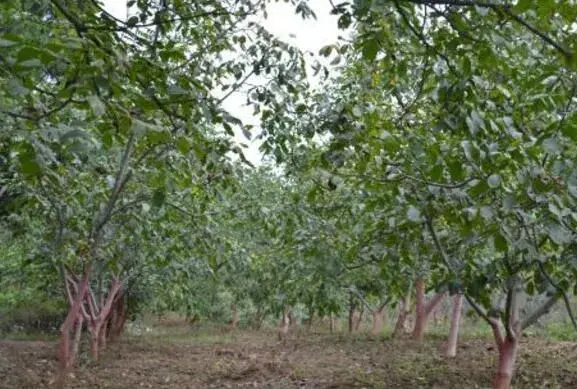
1,322 -> 576,389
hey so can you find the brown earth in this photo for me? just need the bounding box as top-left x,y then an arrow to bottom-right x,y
1,325 -> 576,389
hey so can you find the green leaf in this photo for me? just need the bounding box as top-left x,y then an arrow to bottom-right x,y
319,45 -> 334,57
0,38 -> 17,47
16,46 -> 41,63
514,0 -> 534,12
494,232 -> 508,252
546,222 -> 572,245
86,95 -> 106,116
60,129 -> 88,143
18,148 -> 41,176
152,188 -> 166,208
487,174 -> 501,188
127,16 -> 139,27
562,125 -> 577,141
407,206 -> 422,222
362,39 -> 379,61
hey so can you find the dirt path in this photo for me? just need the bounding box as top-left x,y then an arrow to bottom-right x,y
1,329 -> 576,388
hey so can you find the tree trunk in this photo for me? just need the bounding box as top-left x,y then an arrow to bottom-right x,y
90,324 -> 101,361
412,278 -> 445,342
493,337 -> 519,389
99,317 -> 109,349
413,278 -> 427,341
278,307 -> 290,341
393,297 -> 409,338
371,309 -> 384,336
446,294 -> 463,357
108,294 -> 126,341
348,294 -> 356,333
306,309 -> 314,330
329,313 -> 335,333
229,304 -> 239,329
71,316 -> 83,364
86,279 -> 123,361
354,307 -> 364,331
57,272 -> 90,386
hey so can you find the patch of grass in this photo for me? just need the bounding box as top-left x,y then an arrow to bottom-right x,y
538,321 -> 577,341
1,332 -> 58,341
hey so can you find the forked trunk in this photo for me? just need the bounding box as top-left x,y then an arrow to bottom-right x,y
446,294 -> 463,357
86,279 -> 123,361
412,278 -> 445,342
57,272 -> 90,385
493,337 -> 518,389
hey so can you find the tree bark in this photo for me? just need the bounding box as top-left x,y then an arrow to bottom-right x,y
85,279 -> 123,361
348,294 -> 356,333
493,337 -> 518,389
57,271 -> 90,385
488,317 -> 519,389
229,304 -> 239,330
90,325 -> 101,361
446,294 -> 463,357
371,309 -> 385,336
329,313 -> 335,333
354,307 -> 364,331
413,278 -> 446,341
393,296 -> 410,338
278,306 -> 290,341
108,295 -> 127,341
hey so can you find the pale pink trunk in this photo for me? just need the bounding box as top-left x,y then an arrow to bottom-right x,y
354,308 -> 364,331
58,274 -> 89,376
278,307 -> 290,340
56,268 -> 92,389
413,279 -> 445,341
371,310 -> 384,336
90,325 -> 101,360
446,294 -> 463,357
71,316 -> 83,364
488,316 -> 520,389
493,337 -> 518,389
413,279 -> 427,341
86,279 -> 122,361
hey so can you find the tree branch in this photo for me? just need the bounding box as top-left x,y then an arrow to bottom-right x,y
521,293 -> 561,330
536,261 -> 577,331
91,132 -> 136,242
347,287 -> 376,313
402,0 -> 571,59
425,292 -> 446,315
